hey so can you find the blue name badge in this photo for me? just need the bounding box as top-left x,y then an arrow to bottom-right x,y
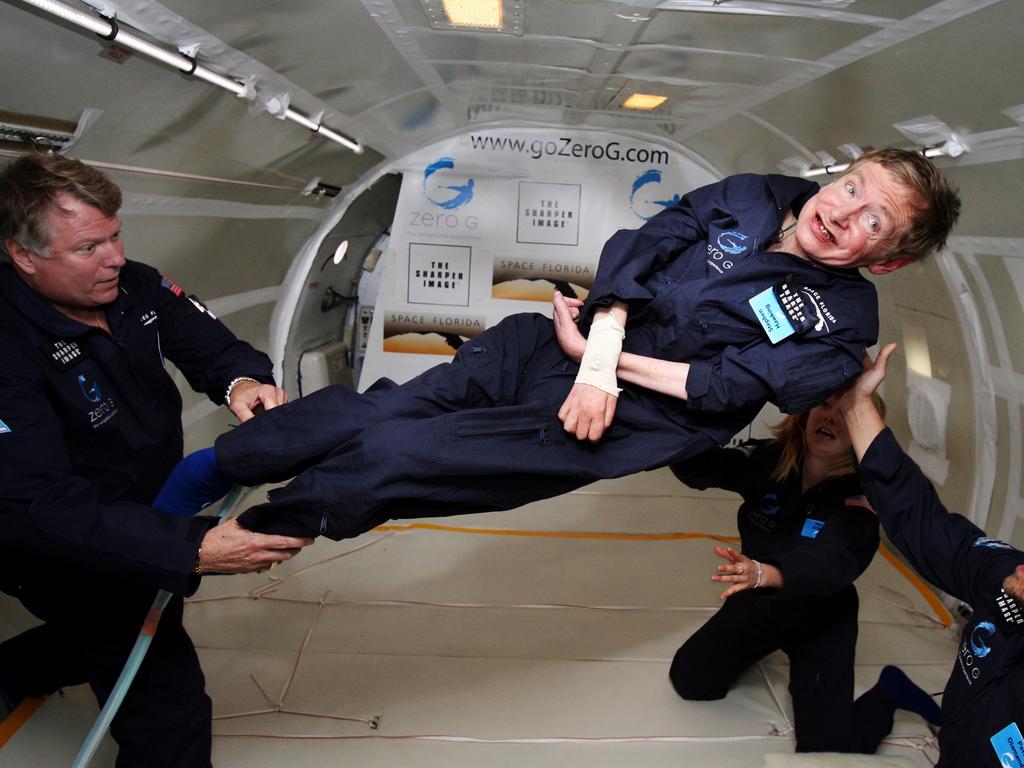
801,519 -> 825,539
748,287 -> 796,344
991,721 -> 1024,766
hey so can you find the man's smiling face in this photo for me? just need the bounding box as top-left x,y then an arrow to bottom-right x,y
792,161 -> 921,275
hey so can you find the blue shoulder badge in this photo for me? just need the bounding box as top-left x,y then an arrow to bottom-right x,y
0,419 -> 10,434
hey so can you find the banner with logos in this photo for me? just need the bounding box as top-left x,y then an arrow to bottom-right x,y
358,128 -> 716,388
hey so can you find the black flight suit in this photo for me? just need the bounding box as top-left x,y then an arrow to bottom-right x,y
218,174 -> 879,540
0,260 -> 275,767
669,440 -> 894,753
857,428 -> 1024,767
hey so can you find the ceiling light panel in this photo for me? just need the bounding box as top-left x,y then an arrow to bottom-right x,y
420,0 -> 525,34
623,93 -> 668,110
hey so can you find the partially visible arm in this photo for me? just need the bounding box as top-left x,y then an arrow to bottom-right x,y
553,293 -> 857,414
0,355 -> 212,593
616,351 -> 690,399
226,379 -> 288,423
148,266 -> 278,411
835,344 -> 894,461
583,192 -> 709,320
836,344 -> 1024,602
553,292 -> 691,401
557,301 -> 627,442
711,546 -> 783,600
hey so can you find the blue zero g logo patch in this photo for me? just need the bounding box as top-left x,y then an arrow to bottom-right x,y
758,493 -> 780,516
422,157 -> 475,210
77,374 -> 102,404
970,621 -> 997,659
717,231 -> 750,255
629,169 -> 681,221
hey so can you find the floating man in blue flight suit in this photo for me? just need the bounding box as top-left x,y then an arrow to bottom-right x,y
166,149 -> 961,543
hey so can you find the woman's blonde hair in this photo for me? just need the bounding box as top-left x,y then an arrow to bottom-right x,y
769,394 -> 886,483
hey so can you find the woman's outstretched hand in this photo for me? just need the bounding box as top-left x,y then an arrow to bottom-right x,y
712,545 -> 779,599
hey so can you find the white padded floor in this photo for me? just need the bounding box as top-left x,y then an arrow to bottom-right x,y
0,468 -> 955,766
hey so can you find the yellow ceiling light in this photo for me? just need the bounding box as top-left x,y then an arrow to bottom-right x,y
443,0 -> 502,28
623,93 -> 668,111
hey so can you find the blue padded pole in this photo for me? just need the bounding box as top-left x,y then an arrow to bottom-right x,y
72,485 -> 244,768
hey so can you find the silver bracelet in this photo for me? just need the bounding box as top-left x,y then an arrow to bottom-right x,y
752,559 -> 763,589
224,376 -> 260,405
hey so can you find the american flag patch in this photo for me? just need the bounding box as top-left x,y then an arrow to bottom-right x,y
160,276 -> 183,296
845,495 -> 875,514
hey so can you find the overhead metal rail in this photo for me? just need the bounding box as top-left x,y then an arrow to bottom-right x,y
12,0 -> 363,154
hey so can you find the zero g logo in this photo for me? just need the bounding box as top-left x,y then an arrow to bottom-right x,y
77,374 -> 101,404
960,620 -> 997,685
88,397 -> 117,427
629,169 -> 681,221
748,492 -> 780,530
422,157 -> 475,210
758,493 -> 780,516
717,231 -> 750,256
705,230 -> 751,274
970,621 -> 996,659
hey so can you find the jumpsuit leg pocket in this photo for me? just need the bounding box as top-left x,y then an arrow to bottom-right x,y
448,407 -> 561,446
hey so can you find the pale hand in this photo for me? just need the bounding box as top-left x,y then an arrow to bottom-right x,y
229,381 -> 288,422
558,382 -> 617,442
552,290 -> 585,362
712,545 -> 763,600
197,518 -> 312,574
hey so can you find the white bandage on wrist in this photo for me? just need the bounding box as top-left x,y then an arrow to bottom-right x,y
575,313 -> 625,397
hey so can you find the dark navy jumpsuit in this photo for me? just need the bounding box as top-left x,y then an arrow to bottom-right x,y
219,173 -> 879,540
857,428 -> 1024,767
0,260 -> 275,767
669,440 -> 895,753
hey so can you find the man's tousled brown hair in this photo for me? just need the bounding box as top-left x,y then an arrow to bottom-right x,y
0,153 -> 121,259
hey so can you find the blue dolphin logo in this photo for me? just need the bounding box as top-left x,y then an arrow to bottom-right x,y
423,156 -> 475,210
970,621 -> 996,658
629,169 -> 681,221
77,374 -> 102,404
717,231 -> 750,255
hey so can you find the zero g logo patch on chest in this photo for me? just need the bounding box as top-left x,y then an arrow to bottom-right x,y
706,230 -> 751,274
